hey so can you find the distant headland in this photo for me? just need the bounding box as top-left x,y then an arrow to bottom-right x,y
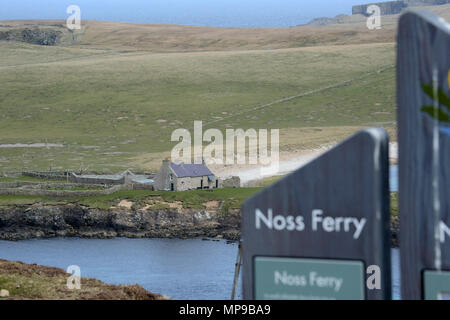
352,0 -> 450,16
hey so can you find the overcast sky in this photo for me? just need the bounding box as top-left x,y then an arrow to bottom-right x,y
0,0 -> 384,27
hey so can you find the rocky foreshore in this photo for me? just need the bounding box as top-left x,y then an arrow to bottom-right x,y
0,204 -> 399,246
0,204 -> 241,242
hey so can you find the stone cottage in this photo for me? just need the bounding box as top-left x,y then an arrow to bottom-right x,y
154,160 -> 220,191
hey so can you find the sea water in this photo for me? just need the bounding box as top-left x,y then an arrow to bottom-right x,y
0,238 -> 401,300
0,165 -> 401,299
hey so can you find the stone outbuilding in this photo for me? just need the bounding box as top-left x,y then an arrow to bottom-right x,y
154,160 -> 220,191
69,169 -> 153,186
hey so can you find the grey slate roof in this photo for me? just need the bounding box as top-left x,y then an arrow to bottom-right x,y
170,162 -> 214,178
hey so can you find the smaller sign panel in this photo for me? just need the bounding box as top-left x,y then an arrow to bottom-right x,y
397,10 -> 450,299
424,271 -> 450,300
254,257 -> 365,300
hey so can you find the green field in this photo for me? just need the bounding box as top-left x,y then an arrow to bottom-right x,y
3,6 -> 450,173
0,187 -> 260,209
0,18 -> 402,173
0,42 -> 396,172
0,188 -> 399,218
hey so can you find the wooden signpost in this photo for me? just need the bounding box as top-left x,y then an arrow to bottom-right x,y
241,128 -> 391,300
397,10 -> 450,300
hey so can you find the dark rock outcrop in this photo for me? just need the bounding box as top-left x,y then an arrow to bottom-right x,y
0,204 -> 241,241
352,1 -> 407,16
0,203 -> 399,246
0,27 -> 63,45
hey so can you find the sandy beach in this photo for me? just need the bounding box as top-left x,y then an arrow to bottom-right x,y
211,142 -> 398,186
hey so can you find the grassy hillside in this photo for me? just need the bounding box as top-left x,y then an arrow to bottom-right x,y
0,187 -> 261,210
1,17 -> 396,52
0,187 -> 399,218
0,40 -> 396,172
6,2 -> 449,52
3,4 -> 447,53
3,5 -> 449,172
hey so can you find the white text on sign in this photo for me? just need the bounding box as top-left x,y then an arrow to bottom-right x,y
255,208 -> 367,240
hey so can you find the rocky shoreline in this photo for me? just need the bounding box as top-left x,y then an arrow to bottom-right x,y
0,204 -> 399,247
0,204 -> 241,242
